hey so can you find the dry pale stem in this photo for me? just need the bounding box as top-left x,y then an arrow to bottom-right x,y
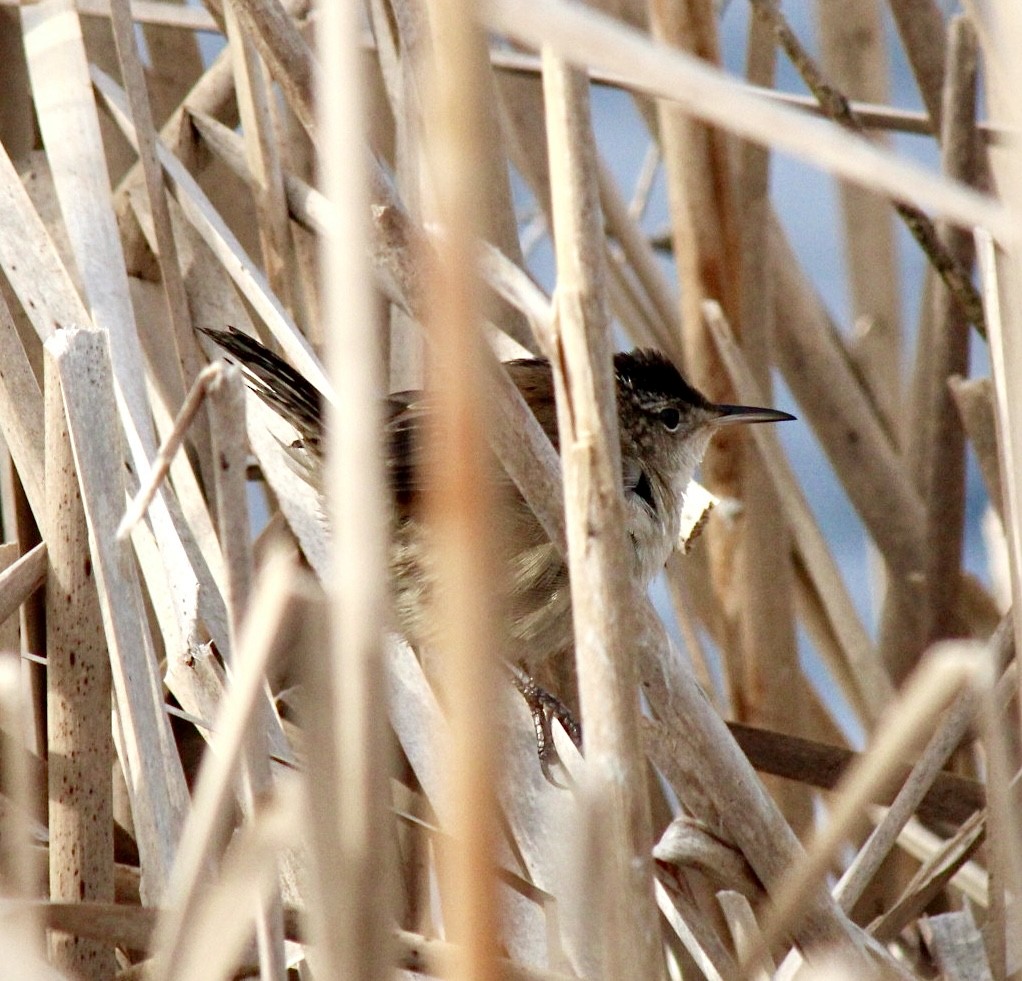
543,50 -> 661,977
419,2 -> 505,977
44,343 -> 115,979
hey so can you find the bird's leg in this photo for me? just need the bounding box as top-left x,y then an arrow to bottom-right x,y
508,664 -> 582,783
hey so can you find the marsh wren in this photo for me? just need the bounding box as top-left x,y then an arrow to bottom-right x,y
201,327 -> 794,734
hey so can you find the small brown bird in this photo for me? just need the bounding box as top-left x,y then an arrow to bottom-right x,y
201,327 -> 794,750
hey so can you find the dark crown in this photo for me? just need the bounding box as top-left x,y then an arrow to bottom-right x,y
613,349 -> 709,408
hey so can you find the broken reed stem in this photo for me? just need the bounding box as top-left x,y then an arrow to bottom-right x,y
949,376 -> 1003,517
748,0 -> 987,337
206,365 -> 253,639
117,362 -> 222,540
44,343 -> 115,979
0,544 -> 47,628
47,326 -> 189,901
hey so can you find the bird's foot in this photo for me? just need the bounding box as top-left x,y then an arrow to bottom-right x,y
509,667 -> 582,785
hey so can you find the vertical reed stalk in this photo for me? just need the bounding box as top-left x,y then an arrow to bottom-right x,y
542,51 -> 661,978
421,2 -> 504,977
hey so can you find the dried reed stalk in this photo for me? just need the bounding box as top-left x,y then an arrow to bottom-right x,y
47,326 -> 188,899
816,0 -> 902,432
305,0 -> 393,977
733,6 -> 806,830
0,653 -> 45,969
44,341 -> 114,978
0,545 -> 46,628
542,51 -> 660,976
917,16 -> 979,647
419,2 -> 505,978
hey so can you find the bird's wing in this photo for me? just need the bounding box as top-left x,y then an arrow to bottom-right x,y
386,389 -> 527,515
201,328 -> 535,512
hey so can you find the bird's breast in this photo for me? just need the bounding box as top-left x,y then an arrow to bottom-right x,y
624,478 -> 681,584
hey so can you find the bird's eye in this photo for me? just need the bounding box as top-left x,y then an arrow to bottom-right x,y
659,407 -> 681,432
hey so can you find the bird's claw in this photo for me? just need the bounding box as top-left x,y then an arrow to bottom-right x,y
509,668 -> 582,786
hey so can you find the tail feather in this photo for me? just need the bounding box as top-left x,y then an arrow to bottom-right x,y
199,327 -> 325,457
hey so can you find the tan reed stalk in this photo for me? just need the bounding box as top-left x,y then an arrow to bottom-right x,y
0,546 -> 46,628
47,326 -> 189,899
301,0 -> 395,977
917,17 -> 980,648
148,547 -> 302,977
750,0 -> 985,338
365,0 -> 428,389
735,3 -> 807,825
207,366 -> 287,981
0,654 -> 44,967
888,0 -> 948,126
113,40 -> 236,268
816,0 -> 902,432
419,1 -> 505,977
831,680 -> 983,913
92,66 -> 330,393
107,0 -> 201,415
648,0 -> 752,756
0,292 -> 44,522
44,340 -> 115,979
486,45 -> 991,136
223,0 -> 300,318
950,375 -> 1003,516
868,809 -> 987,944
975,656 -> 1022,977
542,50 -> 661,977
976,2 -> 1022,752
706,306 -> 895,719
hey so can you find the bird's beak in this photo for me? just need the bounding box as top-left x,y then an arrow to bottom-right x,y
710,404 -> 796,426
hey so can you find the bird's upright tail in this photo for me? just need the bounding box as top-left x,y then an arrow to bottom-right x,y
198,326 -> 325,459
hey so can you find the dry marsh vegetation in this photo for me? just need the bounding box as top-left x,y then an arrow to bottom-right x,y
0,0 -> 1018,977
